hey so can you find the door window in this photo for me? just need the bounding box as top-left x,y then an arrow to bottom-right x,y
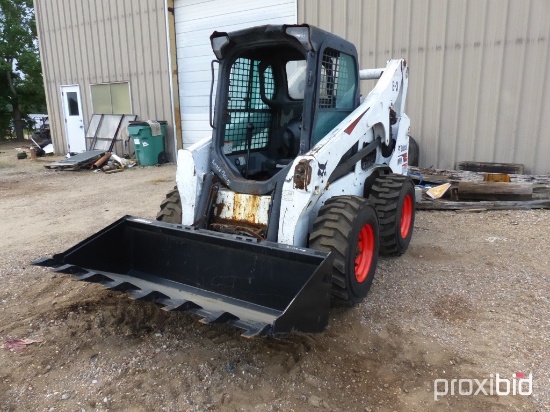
312,49 -> 358,146
67,92 -> 80,116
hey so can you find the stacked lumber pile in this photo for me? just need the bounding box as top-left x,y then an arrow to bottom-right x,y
411,162 -> 550,211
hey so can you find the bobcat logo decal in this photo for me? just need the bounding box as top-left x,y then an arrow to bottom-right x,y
318,161 -> 328,177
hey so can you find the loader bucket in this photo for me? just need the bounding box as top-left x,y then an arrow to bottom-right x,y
33,216 -> 332,337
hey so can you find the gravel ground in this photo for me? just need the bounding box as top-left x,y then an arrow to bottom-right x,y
0,140 -> 548,412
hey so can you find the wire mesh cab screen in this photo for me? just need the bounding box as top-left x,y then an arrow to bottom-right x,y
313,48 -> 358,146
224,58 -> 275,154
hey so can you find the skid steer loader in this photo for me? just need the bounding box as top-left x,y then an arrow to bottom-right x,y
35,24 -> 415,337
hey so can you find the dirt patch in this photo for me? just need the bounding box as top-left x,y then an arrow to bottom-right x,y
431,293 -> 474,322
0,140 -> 548,411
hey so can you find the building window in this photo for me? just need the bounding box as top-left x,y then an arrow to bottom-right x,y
90,82 -> 131,114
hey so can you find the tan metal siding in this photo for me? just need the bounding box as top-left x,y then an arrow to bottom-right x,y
34,0 -> 174,158
299,0 -> 550,174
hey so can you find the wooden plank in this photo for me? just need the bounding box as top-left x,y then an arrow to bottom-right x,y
457,161 -> 524,174
409,167 -> 550,186
457,182 -> 532,201
417,199 -> 550,211
103,168 -> 124,174
483,173 -> 511,182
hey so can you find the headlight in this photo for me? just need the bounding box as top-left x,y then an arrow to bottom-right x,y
285,25 -> 312,51
210,34 -> 229,60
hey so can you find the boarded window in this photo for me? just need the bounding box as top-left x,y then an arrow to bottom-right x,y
90,82 -> 131,114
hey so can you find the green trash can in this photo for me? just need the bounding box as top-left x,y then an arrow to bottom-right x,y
128,121 -> 167,166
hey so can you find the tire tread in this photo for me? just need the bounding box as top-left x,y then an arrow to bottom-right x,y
368,174 -> 414,255
156,186 -> 182,223
310,196 -> 372,303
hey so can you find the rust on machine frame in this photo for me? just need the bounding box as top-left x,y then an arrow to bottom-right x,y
293,159 -> 312,190
210,191 -> 271,239
210,221 -> 266,239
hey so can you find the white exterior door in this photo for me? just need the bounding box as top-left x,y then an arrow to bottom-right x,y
174,0 -> 297,148
61,85 -> 86,152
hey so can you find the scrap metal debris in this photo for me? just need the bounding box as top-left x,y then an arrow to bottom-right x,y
86,114 -> 137,155
98,153 -> 136,173
15,135 -> 53,160
45,150 -> 106,171
44,113 -> 139,172
45,151 -> 136,172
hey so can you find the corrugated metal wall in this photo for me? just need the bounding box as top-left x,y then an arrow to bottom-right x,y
299,0 -> 550,174
174,0 -> 297,147
34,0 -> 175,158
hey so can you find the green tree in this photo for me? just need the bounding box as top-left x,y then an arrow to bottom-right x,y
0,0 -> 45,140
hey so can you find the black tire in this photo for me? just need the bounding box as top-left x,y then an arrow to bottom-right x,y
408,136 -> 419,167
156,186 -> 182,223
158,151 -> 169,164
381,138 -> 396,158
309,196 -> 379,304
368,174 -> 415,256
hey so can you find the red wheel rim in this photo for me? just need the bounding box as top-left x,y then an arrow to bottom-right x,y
355,224 -> 375,283
400,194 -> 413,238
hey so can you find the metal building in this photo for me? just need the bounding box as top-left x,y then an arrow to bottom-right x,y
35,0 -> 550,173
299,0 -> 550,174
34,0 -> 176,159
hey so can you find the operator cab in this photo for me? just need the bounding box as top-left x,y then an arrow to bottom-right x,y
221,47 -> 305,180
210,25 -> 360,190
